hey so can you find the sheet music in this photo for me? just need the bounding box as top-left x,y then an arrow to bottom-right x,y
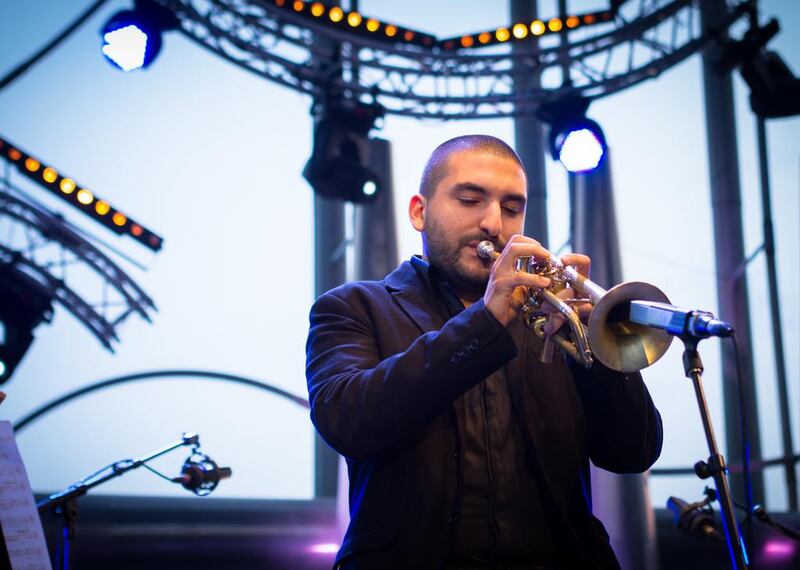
0,421 -> 51,570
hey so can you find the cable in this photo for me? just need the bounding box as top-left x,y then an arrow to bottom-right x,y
0,0 -> 110,91
729,332 -> 755,556
13,369 -> 310,433
141,462 -> 178,484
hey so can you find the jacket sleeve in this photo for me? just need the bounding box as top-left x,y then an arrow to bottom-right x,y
570,361 -> 663,473
305,289 -> 517,459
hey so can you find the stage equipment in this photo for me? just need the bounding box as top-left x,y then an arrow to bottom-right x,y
173,449 -> 233,496
38,433 -> 229,570
0,263 -> 54,384
537,98 -> 607,173
303,101 -> 383,203
0,180 -> 156,383
635,310 -> 750,568
0,136 -> 163,251
716,18 -> 800,119
667,488 -> 724,541
148,0 -> 753,119
476,240 -> 672,372
101,0 -> 179,71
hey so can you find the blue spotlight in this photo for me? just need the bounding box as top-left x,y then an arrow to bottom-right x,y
101,1 -> 177,72
553,120 -> 607,173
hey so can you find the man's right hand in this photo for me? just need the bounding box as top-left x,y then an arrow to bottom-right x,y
482,234 -> 553,327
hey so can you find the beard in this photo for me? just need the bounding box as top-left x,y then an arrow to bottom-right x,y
423,217 -> 502,293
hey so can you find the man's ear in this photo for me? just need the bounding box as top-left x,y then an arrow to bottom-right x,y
408,194 -> 426,232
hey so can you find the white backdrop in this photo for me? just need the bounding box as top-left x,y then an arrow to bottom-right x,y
0,0 -> 797,508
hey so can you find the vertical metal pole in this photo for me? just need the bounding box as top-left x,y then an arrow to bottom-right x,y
755,116 -> 798,509
699,0 -> 764,505
313,193 -> 346,498
511,0 -> 549,247
571,150 -> 659,570
354,138 -> 397,281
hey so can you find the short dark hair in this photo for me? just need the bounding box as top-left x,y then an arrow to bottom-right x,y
419,135 -> 525,197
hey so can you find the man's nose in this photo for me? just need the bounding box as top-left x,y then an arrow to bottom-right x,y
479,202 -> 502,237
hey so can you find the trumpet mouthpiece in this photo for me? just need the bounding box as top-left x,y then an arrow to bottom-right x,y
477,240 -> 498,260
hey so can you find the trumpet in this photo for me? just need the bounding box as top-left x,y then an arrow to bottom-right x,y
476,240 -> 673,373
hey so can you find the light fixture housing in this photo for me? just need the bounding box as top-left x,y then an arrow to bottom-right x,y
0,264 -> 53,384
303,103 -> 383,203
101,0 -> 178,71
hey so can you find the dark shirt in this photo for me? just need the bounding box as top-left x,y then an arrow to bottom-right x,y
410,256 -> 564,567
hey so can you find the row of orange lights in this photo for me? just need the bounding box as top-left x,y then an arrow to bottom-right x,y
12,150 -> 133,230
450,12 -> 610,49
271,0 -> 611,51
274,0 -> 435,45
0,138 -> 158,246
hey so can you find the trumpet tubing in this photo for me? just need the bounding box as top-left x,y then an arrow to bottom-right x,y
476,240 -> 673,372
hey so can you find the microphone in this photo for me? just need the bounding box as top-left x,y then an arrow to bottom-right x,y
667,496 -> 724,541
172,451 -> 232,496
629,301 -> 734,338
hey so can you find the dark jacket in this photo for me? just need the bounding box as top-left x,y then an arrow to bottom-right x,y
306,261 -> 663,569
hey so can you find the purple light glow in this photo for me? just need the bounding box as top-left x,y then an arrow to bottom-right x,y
763,538 -> 796,560
308,543 -> 339,555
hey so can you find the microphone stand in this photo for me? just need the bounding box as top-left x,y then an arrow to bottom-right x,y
36,433 -> 200,570
681,336 -> 748,569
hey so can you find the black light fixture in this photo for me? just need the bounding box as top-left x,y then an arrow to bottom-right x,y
0,261 -> 53,384
716,18 -> 800,119
303,102 -> 383,203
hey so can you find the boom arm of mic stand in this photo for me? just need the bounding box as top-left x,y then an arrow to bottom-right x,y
37,432 -> 200,512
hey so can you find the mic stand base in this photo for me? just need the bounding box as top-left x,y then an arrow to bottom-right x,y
682,337 -> 748,569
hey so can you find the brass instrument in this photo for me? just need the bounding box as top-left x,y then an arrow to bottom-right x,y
476,240 -> 673,372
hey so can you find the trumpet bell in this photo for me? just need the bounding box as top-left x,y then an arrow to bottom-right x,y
587,281 -> 673,373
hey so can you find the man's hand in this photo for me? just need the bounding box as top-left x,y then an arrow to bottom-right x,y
483,235 -> 552,327
542,252 -> 593,335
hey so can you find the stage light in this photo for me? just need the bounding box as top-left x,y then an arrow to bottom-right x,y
530,20 -> 545,36
76,189 -> 94,205
310,2 -> 324,17
60,178 -> 76,194
100,0 -> 178,72
366,19 -> 379,32
554,123 -> 606,173
95,200 -> 111,215
303,103 -> 383,203
42,167 -> 58,183
513,23 -> 528,39
0,135 -> 164,251
24,158 -> 40,172
347,12 -> 362,27
496,28 -> 510,42
0,264 -> 54,384
329,7 -> 343,22
548,18 -> 563,32
539,98 -> 607,173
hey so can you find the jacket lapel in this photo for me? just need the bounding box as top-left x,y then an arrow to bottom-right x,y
385,261 -> 447,335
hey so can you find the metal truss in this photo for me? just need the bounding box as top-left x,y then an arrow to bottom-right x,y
158,0 -> 751,119
0,179 -> 156,352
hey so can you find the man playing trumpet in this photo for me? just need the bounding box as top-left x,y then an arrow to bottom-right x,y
306,135 -> 662,569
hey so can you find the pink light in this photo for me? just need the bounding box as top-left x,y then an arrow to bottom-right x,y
763,539 -> 795,560
308,543 -> 339,555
